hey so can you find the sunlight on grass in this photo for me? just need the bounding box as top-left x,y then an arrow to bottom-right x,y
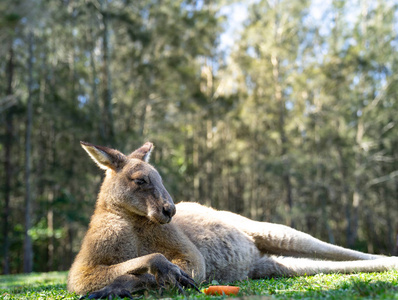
0,271 -> 68,288
1,270 -> 398,299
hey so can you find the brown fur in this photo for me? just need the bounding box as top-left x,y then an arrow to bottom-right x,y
68,142 -> 398,298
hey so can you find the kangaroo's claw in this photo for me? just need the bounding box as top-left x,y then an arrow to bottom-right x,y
177,273 -> 200,292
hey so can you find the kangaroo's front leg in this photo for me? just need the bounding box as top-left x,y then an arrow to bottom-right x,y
77,253 -> 198,299
81,274 -> 157,299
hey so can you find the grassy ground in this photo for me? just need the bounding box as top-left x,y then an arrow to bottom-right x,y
1,270 -> 398,299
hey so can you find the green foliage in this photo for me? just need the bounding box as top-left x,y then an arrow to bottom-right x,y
1,0 -> 398,275
1,271 -> 398,299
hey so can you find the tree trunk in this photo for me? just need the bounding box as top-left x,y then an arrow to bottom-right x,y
2,38 -> 14,275
206,119 -> 215,207
348,109 -> 364,248
139,100 -> 150,137
394,224 -> 398,256
87,26 -> 105,141
270,2 -> 293,227
336,146 -> 351,247
271,52 -> 293,227
193,124 -> 200,202
47,191 -> 54,271
23,32 -> 34,273
347,1 -> 369,249
100,0 -> 114,143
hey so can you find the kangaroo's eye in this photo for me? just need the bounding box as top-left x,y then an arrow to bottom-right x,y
133,178 -> 146,186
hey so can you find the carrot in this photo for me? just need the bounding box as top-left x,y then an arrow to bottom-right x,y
203,285 -> 240,296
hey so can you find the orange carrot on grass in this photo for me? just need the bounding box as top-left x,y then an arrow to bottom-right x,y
203,285 -> 240,296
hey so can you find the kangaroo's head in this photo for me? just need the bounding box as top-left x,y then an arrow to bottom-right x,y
80,141 -> 176,224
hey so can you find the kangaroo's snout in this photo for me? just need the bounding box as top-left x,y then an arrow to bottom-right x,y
162,202 -> 176,221
156,185 -> 175,223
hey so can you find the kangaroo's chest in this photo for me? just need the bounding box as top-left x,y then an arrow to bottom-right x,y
131,223 -> 183,260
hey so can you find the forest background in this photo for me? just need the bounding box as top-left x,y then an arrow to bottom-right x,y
1,0 -> 398,275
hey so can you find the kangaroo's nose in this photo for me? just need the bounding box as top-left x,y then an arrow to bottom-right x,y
162,203 -> 176,220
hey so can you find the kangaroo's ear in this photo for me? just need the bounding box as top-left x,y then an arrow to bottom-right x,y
128,142 -> 154,162
80,141 -> 127,171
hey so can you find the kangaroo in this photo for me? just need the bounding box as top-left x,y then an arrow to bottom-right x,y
68,142 -> 398,299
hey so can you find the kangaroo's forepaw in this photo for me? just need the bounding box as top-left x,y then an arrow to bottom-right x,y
80,286 -> 133,299
155,261 -> 200,293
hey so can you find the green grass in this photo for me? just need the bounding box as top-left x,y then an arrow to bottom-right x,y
1,271 -> 398,299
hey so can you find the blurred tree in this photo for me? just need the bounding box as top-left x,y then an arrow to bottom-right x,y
230,0 -> 313,225
23,31 -> 34,273
1,4 -> 19,274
